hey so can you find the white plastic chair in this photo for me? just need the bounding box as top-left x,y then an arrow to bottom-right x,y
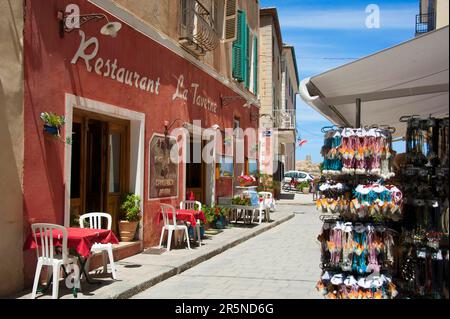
159,204 -> 191,251
31,223 -> 80,299
79,213 -> 117,280
243,191 -> 264,224
259,191 -> 276,211
180,201 -> 203,246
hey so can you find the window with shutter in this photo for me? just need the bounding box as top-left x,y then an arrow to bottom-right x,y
232,10 -> 251,85
244,24 -> 250,89
232,10 -> 247,82
232,10 -> 243,81
223,0 -> 238,42
253,36 -> 258,95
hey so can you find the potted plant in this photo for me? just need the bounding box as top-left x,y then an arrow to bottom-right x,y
298,181 -> 311,194
40,112 -> 72,144
202,205 -> 228,230
40,112 -> 65,135
119,194 -> 141,242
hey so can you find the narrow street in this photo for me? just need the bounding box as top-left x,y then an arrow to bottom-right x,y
133,203 -> 322,299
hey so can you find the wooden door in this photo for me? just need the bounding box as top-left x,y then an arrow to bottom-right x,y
105,122 -> 129,235
186,139 -> 204,203
70,116 -> 86,225
69,109 -> 129,235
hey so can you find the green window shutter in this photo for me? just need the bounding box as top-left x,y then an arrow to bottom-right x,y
253,36 -> 258,94
244,24 -> 250,89
232,11 -> 245,82
233,10 -> 251,85
232,42 -> 243,81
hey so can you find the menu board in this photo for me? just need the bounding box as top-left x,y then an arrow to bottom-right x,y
149,135 -> 179,199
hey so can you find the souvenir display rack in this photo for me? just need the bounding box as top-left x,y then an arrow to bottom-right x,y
397,116 -> 449,299
316,126 -> 401,299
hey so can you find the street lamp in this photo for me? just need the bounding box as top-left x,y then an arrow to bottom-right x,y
57,11 -> 122,38
163,119 -> 186,150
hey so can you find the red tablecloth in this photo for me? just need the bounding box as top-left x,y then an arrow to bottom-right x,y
23,227 -> 119,258
159,209 -> 206,227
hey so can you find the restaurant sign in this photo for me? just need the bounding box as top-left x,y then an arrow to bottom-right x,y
70,30 -> 218,113
71,31 -> 161,96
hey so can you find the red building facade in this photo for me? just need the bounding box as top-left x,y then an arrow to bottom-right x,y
22,0 -> 259,284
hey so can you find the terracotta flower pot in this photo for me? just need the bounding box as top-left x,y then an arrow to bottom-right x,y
119,221 -> 139,242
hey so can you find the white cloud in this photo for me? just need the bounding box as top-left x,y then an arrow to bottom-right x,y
279,6 -> 416,30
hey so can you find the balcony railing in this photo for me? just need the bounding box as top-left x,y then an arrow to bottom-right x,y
180,0 -> 220,56
274,109 -> 296,130
416,12 -> 435,35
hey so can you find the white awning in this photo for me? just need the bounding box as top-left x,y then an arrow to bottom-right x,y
300,26 -> 449,139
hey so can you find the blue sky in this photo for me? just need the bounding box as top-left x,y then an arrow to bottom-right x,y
260,0 -> 419,162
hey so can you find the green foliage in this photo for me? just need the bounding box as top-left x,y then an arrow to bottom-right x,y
120,194 -> 141,222
202,205 -> 227,224
232,196 -> 251,206
40,112 -> 66,127
296,181 -> 310,190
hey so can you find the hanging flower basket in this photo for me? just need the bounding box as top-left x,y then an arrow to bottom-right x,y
43,124 -> 60,136
40,112 -> 72,144
237,175 -> 256,187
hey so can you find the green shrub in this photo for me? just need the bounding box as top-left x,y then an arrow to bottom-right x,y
202,205 -> 227,224
120,194 -> 141,222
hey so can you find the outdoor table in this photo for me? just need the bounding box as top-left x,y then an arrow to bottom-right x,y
218,204 -> 267,224
24,227 -> 119,290
159,209 -> 206,227
158,209 -> 206,248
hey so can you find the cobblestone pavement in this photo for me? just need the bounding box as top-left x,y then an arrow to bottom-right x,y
133,204 -> 323,299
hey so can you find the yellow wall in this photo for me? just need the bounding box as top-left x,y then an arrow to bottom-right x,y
0,0 -> 24,297
436,0 -> 449,28
113,0 -> 260,88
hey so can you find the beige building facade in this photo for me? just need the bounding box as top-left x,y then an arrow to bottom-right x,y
436,0 -> 449,28
258,8 -> 298,180
0,0 -> 24,297
280,45 -> 299,172
113,0 -> 260,96
417,0 -> 449,35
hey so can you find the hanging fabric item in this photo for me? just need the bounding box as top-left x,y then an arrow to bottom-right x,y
380,129 -> 395,179
322,129 -> 343,175
321,127 -> 396,178
340,128 -> 356,175
317,124 -> 404,300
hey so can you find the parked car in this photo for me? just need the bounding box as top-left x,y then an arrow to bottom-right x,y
283,171 -> 314,184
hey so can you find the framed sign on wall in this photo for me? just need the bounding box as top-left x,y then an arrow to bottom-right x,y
149,134 -> 179,200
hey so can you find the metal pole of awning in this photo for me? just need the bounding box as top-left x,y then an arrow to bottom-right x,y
356,98 -> 361,128
355,98 -> 361,185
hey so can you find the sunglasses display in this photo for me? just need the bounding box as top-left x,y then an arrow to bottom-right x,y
396,117 -> 449,299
